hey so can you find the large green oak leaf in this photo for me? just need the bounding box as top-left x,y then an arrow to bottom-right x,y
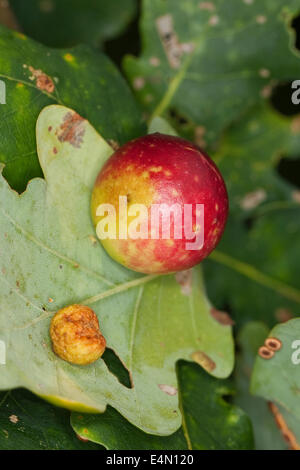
72,361 -> 253,450
0,105 -> 234,435
250,319 -> 300,449
0,389 -> 100,450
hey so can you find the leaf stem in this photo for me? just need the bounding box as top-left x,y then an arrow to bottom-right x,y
83,274 -> 160,306
150,53 -> 194,120
209,249 -> 300,304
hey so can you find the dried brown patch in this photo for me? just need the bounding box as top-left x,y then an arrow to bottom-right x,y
268,402 -> 300,450
175,269 -> 193,295
259,68 -> 270,78
208,15 -> 219,26
265,337 -> 282,352
56,112 -> 85,148
133,77 -> 145,90
27,66 -> 55,93
210,308 -> 235,326
258,346 -> 274,359
158,384 -> 178,396
156,14 -> 194,69
291,116 -> 300,134
256,15 -> 267,24
240,188 -> 267,210
149,56 -> 161,66
199,2 -> 215,11
88,235 -> 98,245
194,126 -> 207,148
192,351 -> 216,372
9,415 -> 18,424
76,434 -> 89,442
260,84 -> 272,98
108,139 -> 120,151
275,307 -> 293,323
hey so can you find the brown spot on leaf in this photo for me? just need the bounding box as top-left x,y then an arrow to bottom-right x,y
53,147 -> 58,154
175,269 -> 192,295
199,2 -> 215,11
56,112 -> 85,148
208,15 -> 219,26
210,308 -> 235,326
149,56 -> 161,66
76,434 -> 89,442
258,346 -> 274,359
158,384 -> 178,396
192,351 -> 216,372
291,116 -> 300,134
108,139 -> 120,151
259,68 -> 270,78
275,308 -> 293,323
156,14 -> 194,69
88,235 -> 98,245
194,126 -> 207,148
240,188 -> 267,210
265,337 -> 282,352
256,15 -> 267,24
9,415 -> 18,424
268,402 -> 300,450
133,77 -> 145,90
39,0 -> 54,13
261,84 -> 272,98
27,66 -> 55,93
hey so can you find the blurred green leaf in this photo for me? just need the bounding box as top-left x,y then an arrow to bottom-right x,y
0,25 -> 144,192
201,103 -> 300,327
0,389 -> 100,450
9,0 -> 136,48
250,319 -> 300,449
124,0 -> 300,144
234,322 -> 290,450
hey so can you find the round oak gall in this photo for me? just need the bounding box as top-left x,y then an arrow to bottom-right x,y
91,133 -> 228,274
50,304 -> 106,365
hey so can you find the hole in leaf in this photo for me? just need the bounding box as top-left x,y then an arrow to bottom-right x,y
244,216 -> 255,231
168,107 -> 189,126
270,81 -> 300,116
277,156 -> 300,188
292,14 -> 300,51
101,348 -> 132,389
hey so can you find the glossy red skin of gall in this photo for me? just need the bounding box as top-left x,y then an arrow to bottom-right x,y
91,133 -> 228,274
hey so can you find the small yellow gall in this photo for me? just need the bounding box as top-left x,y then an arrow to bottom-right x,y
50,304 -> 106,365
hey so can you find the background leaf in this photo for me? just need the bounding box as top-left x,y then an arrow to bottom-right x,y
124,0 -> 300,145
201,103 -> 300,327
0,389 -> 100,449
251,319 -> 300,422
233,322 -> 292,450
8,0 -> 137,48
250,319 -> 300,449
0,25 -> 144,192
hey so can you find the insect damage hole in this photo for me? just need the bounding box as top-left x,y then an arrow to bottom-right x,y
101,348 -> 132,389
